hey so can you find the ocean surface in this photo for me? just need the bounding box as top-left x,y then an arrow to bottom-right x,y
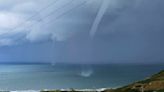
0,63 -> 164,91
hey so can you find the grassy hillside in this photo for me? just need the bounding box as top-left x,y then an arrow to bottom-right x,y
105,70 -> 164,92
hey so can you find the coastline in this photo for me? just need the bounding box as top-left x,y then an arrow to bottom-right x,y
0,87 -> 111,92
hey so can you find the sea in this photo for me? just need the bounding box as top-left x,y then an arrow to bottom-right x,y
0,63 -> 163,91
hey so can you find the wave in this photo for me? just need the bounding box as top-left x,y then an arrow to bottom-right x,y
11,90 -> 39,92
8,88 -> 108,92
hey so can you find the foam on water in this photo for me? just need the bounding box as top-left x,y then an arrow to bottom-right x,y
10,90 -> 39,92
80,69 -> 93,77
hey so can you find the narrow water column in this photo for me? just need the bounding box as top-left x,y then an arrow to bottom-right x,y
90,0 -> 110,38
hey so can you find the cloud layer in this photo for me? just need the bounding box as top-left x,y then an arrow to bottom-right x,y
0,0 -> 139,46
0,0 -> 164,63
0,0 -> 164,47
0,0 -> 86,46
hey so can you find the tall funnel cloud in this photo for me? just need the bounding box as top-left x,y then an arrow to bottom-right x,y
90,0 -> 110,38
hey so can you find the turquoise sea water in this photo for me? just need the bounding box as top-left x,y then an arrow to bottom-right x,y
0,63 -> 163,90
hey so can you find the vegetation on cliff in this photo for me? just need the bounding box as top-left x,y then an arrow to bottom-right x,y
105,70 -> 164,92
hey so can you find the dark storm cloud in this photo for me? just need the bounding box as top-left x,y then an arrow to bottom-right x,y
0,0 -> 164,63
57,0 -> 164,63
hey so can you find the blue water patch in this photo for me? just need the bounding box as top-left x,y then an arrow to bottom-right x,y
0,64 -> 163,90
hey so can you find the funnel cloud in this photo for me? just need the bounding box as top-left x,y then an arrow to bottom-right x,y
90,0 -> 110,38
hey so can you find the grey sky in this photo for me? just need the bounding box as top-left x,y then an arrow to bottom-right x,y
0,0 -> 164,64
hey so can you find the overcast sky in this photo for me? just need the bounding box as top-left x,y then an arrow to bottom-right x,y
0,0 -> 164,64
